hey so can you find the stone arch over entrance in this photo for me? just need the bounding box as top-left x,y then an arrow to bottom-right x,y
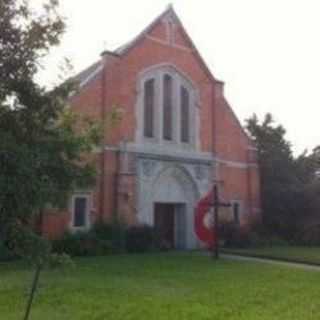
151,165 -> 199,203
149,165 -> 199,249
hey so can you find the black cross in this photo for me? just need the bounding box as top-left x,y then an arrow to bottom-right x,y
210,184 -> 231,259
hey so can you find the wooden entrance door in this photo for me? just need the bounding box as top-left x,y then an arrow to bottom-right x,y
154,203 -> 175,249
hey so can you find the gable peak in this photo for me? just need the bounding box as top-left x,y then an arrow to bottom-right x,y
162,4 -> 180,25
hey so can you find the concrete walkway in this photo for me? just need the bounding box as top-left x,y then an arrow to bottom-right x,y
222,253 -> 320,272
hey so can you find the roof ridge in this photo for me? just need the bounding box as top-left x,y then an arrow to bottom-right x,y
114,5 -> 177,55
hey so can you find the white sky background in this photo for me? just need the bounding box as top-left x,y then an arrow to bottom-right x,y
34,0 -> 320,155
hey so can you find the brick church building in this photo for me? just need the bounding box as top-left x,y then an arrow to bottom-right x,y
42,6 -> 261,249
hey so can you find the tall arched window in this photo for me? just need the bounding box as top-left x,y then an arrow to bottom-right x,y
143,78 -> 155,138
163,74 -> 173,140
139,65 -> 198,147
180,86 -> 190,143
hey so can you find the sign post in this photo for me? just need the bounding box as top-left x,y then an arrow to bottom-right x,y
211,184 -> 231,259
194,184 -> 230,259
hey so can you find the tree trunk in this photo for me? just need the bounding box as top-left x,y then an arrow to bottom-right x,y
23,263 -> 42,320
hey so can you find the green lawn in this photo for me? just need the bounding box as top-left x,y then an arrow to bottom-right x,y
1,253 -> 320,320
222,246 -> 320,265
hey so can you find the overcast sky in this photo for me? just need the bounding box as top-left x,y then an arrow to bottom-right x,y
36,0 -> 319,155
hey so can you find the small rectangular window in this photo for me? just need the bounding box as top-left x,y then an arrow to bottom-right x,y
180,86 -> 190,143
73,196 -> 88,228
144,79 -> 155,138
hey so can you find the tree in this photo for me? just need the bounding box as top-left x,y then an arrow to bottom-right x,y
298,146 -> 320,227
0,1 -> 109,319
245,114 -> 309,239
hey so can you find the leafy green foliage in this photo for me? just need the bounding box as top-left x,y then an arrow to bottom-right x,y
92,221 -> 126,253
52,223 -> 162,256
52,231 -> 113,257
0,239 -> 16,262
125,225 -> 159,253
246,113 -> 320,240
0,0 -> 103,262
48,253 -> 75,270
0,2 -> 121,318
219,221 -> 289,249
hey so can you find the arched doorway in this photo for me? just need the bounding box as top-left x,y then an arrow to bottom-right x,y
149,165 -> 199,249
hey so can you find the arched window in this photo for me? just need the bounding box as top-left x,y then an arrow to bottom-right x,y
163,74 -> 173,140
138,65 -> 198,148
180,86 -> 190,143
143,78 -> 155,138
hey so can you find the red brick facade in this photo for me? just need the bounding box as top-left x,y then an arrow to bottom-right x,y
42,7 -> 260,246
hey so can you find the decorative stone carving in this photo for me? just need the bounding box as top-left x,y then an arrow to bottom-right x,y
142,160 -> 157,177
193,165 -> 205,180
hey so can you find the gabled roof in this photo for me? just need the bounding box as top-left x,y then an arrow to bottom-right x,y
73,60 -> 103,88
75,5 -> 218,88
112,5 -> 179,56
72,5 -> 253,146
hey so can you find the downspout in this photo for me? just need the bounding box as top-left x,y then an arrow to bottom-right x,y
114,147 -> 120,222
99,64 -> 106,223
211,81 -> 219,184
100,50 -> 121,222
211,83 -> 217,162
212,81 -> 225,185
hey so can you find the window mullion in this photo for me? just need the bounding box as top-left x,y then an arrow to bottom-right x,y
175,77 -> 181,143
157,72 -> 163,144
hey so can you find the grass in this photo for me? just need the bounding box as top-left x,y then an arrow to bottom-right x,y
1,253 -> 320,320
222,246 -> 320,265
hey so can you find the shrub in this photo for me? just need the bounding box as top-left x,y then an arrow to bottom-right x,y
297,224 -> 320,246
52,223 -> 161,256
48,253 -> 75,270
225,229 -> 252,248
218,222 -> 287,248
218,222 -> 250,248
52,230 -> 113,257
93,222 -> 126,253
125,224 -> 159,253
249,222 -> 290,247
52,221 -> 128,257
0,240 -> 16,262
267,235 -> 289,247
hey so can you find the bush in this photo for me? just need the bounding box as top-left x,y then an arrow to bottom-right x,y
48,253 -> 75,270
125,224 -> 159,253
219,222 -> 289,249
52,223 -> 161,256
0,240 -> 16,262
267,235 -> 289,247
225,229 -> 251,248
218,222 -> 250,248
52,230 -> 113,257
52,221 -> 128,257
93,222 -> 126,253
297,224 -> 320,246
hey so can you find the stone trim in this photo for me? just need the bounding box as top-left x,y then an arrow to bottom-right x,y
124,142 -> 212,165
69,192 -> 92,232
79,64 -> 104,88
104,145 -> 258,169
135,64 -> 200,149
215,157 -> 258,169
146,35 -> 193,53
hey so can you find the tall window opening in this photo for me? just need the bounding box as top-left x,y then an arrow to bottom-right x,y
139,66 -> 198,147
72,195 -> 89,228
163,74 -> 173,140
180,86 -> 190,143
144,79 -> 155,138
232,201 -> 240,225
